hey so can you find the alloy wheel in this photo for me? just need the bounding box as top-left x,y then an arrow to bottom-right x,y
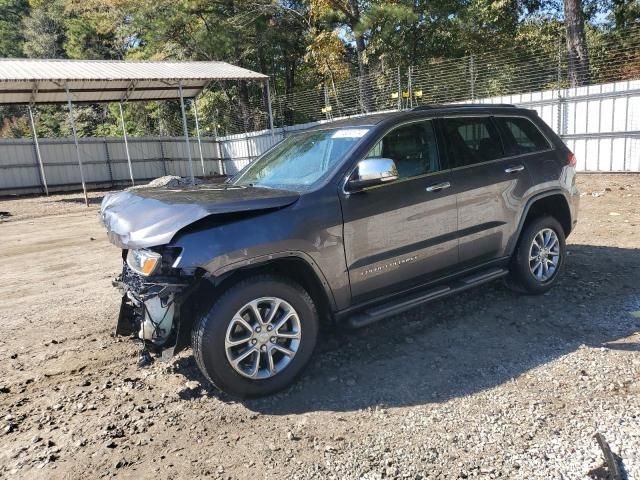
224,297 -> 302,380
528,227 -> 560,282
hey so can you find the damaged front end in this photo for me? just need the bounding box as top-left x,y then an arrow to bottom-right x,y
100,185 -> 301,365
113,247 -> 200,360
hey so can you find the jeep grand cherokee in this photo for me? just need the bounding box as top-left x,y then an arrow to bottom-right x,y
100,104 -> 579,397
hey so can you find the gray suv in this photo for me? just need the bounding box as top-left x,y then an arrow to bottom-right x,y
101,104 -> 579,397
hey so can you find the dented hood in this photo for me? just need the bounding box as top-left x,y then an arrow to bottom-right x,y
100,185 -> 300,249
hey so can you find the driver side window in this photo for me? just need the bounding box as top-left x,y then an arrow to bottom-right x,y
365,120 -> 440,179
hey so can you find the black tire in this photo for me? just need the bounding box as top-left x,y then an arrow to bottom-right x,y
506,215 -> 566,295
191,274 -> 319,397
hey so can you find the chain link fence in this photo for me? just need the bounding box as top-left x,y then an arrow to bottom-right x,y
218,25 -> 640,136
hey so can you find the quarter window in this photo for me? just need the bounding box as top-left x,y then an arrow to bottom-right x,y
365,120 -> 439,179
495,117 -> 550,155
441,117 -> 504,168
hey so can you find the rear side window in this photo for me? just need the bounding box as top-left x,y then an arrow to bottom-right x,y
441,117 -> 503,168
495,116 -> 550,155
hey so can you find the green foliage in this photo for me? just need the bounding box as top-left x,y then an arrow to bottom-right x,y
0,0 -> 636,138
22,0 -> 66,58
609,0 -> 640,29
64,17 -> 118,59
0,0 -> 29,57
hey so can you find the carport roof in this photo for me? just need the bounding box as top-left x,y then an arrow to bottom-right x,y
0,59 -> 268,105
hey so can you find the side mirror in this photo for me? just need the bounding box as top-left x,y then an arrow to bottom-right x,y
347,158 -> 398,192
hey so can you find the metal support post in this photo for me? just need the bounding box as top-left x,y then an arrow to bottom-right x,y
609,85 -> 616,171
103,140 -> 114,186
469,55 -> 475,102
178,81 -> 195,184
192,99 -> 206,176
397,66 -> 402,111
27,106 -> 48,196
64,83 -> 89,206
265,79 -> 275,138
212,113 -> 224,176
407,67 -> 413,109
118,102 -> 135,186
159,140 -> 168,176
245,131 -> 253,162
623,80 -> 630,170
556,39 -> 563,136
324,84 -> 332,120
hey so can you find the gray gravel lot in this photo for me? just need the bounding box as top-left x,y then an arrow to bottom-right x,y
0,174 -> 639,479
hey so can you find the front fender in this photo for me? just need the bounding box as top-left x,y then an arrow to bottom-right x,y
169,193 -> 350,311
209,250 -> 338,311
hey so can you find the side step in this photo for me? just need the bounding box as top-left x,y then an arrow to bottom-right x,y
346,268 -> 508,329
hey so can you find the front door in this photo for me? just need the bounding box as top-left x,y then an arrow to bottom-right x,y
340,119 -> 459,304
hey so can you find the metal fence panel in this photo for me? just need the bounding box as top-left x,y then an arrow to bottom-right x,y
1,80 -> 639,196
473,79 -> 640,172
0,142 -> 40,191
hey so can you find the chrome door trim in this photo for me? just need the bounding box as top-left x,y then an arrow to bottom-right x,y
425,181 -> 451,192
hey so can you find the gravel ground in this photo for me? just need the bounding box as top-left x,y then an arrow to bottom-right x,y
0,174 -> 639,480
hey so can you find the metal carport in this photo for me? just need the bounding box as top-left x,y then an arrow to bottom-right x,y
0,59 -> 271,204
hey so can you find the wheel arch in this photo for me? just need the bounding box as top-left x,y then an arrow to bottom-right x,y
508,190 -> 572,256
208,252 -> 338,324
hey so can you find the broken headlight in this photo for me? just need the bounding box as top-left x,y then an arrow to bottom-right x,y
126,249 -> 162,276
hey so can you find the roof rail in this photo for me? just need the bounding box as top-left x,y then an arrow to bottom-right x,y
412,103 -> 516,111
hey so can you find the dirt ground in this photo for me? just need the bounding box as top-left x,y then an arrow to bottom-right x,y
1,174 -> 639,480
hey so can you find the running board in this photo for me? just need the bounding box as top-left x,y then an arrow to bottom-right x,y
345,268 -> 508,329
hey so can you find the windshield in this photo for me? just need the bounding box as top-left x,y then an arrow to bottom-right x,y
232,128 -> 370,191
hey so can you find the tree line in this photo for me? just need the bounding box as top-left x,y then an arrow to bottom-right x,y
0,0 -> 638,138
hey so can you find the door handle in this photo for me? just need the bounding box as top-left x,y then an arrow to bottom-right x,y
426,181 -> 451,192
504,165 -> 525,173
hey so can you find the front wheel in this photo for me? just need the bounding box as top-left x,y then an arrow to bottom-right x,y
506,216 -> 566,295
192,275 -> 319,397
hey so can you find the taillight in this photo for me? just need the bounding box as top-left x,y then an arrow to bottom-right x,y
567,152 -> 577,167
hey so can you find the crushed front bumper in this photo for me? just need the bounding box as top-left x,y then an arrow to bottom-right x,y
113,261 -> 196,355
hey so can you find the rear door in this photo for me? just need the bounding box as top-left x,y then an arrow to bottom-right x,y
441,115 -> 534,267
340,119 -> 459,304
493,115 -> 559,183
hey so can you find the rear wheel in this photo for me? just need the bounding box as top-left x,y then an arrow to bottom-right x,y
506,216 -> 566,295
192,275 -> 319,397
